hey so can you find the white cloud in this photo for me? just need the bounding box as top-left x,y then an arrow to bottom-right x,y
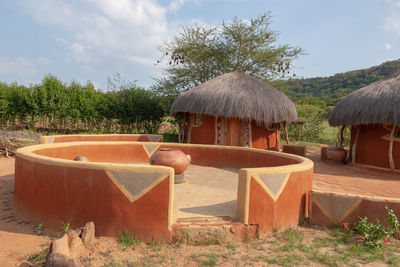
384,0 -> 400,36
0,57 -> 37,76
385,43 -> 392,50
18,0 -> 188,68
169,0 -> 185,12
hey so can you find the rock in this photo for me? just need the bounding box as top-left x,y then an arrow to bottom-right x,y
50,234 -> 70,258
67,230 -> 85,258
45,253 -> 84,267
45,253 -> 70,267
68,258 -> 84,267
81,221 -> 95,246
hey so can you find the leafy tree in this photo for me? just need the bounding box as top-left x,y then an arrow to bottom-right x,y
156,13 -> 303,97
288,103 -> 326,142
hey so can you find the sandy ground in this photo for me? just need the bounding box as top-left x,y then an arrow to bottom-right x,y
0,157 -> 54,266
174,165 -> 238,221
0,150 -> 399,266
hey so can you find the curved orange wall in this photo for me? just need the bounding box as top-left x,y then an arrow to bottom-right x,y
40,134 -> 163,144
15,141 -> 313,240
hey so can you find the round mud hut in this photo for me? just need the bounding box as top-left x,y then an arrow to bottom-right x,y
329,70 -> 400,171
170,69 -> 298,150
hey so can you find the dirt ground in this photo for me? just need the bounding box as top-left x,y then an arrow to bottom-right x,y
0,147 -> 399,266
310,151 -> 400,198
0,157 -> 53,266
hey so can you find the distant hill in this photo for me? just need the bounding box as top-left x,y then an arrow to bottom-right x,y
272,59 -> 400,106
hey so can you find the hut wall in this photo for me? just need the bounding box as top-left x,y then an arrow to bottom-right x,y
251,122 -> 280,150
186,113 -> 280,150
349,124 -> 400,170
186,114 -> 215,145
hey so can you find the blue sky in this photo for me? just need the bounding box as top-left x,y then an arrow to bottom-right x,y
1,0 -> 399,90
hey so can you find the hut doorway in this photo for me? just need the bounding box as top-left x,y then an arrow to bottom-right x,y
226,118 -> 242,146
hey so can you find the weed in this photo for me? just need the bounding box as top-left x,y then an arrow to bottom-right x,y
147,239 -> 163,251
275,253 -> 304,267
226,242 -> 236,250
60,221 -> 70,234
33,222 -> 44,235
26,249 -> 48,266
119,230 -> 140,250
191,252 -> 219,267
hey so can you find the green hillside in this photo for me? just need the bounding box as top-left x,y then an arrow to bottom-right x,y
272,59 -> 400,105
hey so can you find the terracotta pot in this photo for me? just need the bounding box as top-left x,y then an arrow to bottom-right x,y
325,150 -> 347,161
149,148 -> 190,174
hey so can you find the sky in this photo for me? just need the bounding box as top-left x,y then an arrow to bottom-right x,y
0,0 -> 400,90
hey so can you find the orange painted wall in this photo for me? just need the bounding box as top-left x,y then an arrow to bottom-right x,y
251,122 -> 280,150
33,144 -> 149,163
309,192 -> 400,228
161,145 -> 298,169
274,169 -> 313,227
33,143 -> 299,168
187,114 -> 216,145
186,113 -> 280,150
14,157 -> 171,240
46,134 -> 157,143
248,178 -> 275,233
248,168 -> 313,236
349,124 -> 400,170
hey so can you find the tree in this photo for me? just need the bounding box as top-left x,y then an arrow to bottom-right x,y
156,13 -> 303,98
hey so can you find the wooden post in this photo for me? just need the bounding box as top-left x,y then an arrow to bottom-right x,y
284,121 -> 289,145
275,124 -> 279,151
187,114 -> 193,144
389,124 -> 395,170
214,116 -> 218,145
339,125 -> 345,146
179,113 -> 187,143
248,120 -> 252,148
352,126 -> 359,164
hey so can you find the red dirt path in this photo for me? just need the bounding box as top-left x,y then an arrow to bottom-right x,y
310,150 -> 400,198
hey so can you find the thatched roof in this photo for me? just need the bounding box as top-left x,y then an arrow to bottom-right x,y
329,70 -> 400,126
170,69 -> 298,125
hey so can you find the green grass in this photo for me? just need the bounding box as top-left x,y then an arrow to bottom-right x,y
191,252 -> 219,267
119,230 -> 140,250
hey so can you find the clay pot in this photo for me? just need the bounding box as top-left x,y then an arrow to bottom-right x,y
150,148 -> 190,174
325,150 -> 347,161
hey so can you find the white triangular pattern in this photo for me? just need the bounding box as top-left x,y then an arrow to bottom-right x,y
258,173 -> 289,200
148,135 -> 161,142
143,144 -> 160,157
313,194 -> 362,223
110,171 -> 164,201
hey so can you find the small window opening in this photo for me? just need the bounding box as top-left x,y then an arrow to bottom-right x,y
193,114 -> 201,126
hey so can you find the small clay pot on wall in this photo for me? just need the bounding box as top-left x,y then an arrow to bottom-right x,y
150,149 -> 190,184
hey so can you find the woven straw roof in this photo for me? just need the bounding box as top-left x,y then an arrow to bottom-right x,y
329,70 -> 400,126
170,69 -> 298,126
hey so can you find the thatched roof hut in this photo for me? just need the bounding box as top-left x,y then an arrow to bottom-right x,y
329,70 -> 400,171
171,69 -> 297,150
329,70 -> 400,126
171,69 -> 298,126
